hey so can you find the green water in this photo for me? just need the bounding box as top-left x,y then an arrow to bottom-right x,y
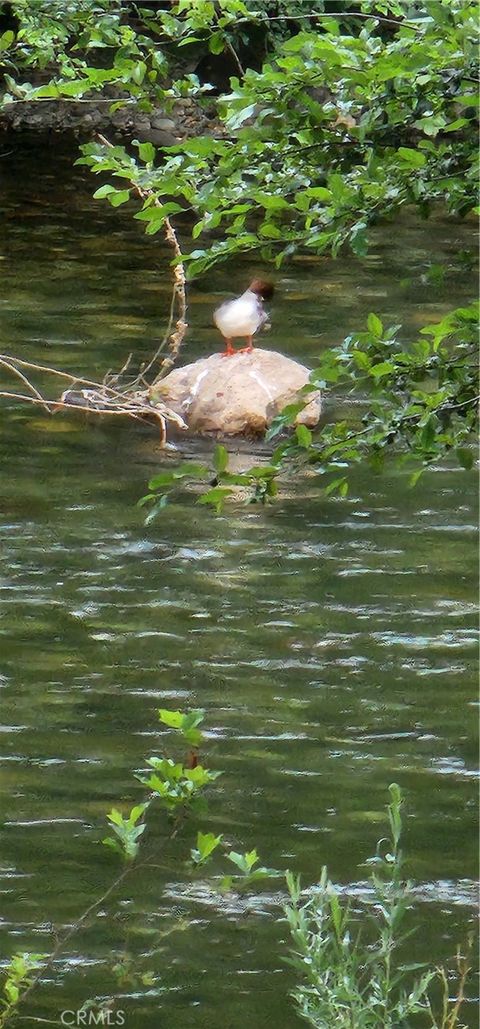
0,137 -> 478,1028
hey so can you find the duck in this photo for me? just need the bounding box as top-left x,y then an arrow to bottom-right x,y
213,278 -> 274,356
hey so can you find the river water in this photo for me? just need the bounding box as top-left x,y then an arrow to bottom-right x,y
0,137 -> 478,1027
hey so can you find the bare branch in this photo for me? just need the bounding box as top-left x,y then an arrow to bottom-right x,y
0,353 -> 140,396
96,133 -> 188,378
0,356 -> 51,412
135,280 -> 177,386
0,134 -> 189,443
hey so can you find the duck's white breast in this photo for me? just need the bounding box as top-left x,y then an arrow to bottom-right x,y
213,291 -> 264,337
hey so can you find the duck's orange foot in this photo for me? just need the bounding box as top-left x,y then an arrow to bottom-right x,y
238,335 -> 254,354
221,339 -> 236,357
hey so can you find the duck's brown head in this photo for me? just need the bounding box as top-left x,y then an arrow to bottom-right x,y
249,278 -> 274,300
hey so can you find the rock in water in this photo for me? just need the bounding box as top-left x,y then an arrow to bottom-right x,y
149,348 -> 321,436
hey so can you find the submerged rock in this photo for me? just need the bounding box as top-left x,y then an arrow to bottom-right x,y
149,348 -> 321,436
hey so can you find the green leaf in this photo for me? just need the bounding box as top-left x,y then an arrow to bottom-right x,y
131,61 -> 147,85
259,222 -> 282,239
144,493 -> 170,523
147,463 -> 207,491
130,802 -> 148,824
409,467 -> 425,488
209,30 -> 225,54
173,462 -> 209,478
367,313 -> 383,337
324,477 -> 348,496
181,710 -> 205,746
213,444 -> 228,474
4,982 -> 19,1003
158,709 -> 185,731
444,118 -> 470,132
456,447 -> 474,470
454,94 -> 480,108
295,424 -> 312,448
306,187 -> 332,202
370,361 -> 395,378
350,221 -> 368,257
197,486 -> 233,512
93,184 -> 117,199
106,808 -> 124,827
397,147 -> 426,168
136,140 -> 155,163
191,831 -> 223,864
227,848 -> 259,874
266,402 -> 305,440
414,113 -> 446,137
158,708 -> 205,746
0,30 -> 15,51
148,471 -> 177,489
227,103 -> 256,130
143,199 -> 184,222
352,350 -> 372,372
109,189 -> 131,207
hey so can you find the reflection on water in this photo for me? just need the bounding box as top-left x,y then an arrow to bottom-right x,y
0,137 -> 478,1028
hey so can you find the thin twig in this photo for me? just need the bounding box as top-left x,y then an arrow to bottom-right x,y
2,97 -> 136,105
0,353 -> 143,399
9,804 -> 190,1024
0,357 -> 51,412
0,393 -> 187,446
0,392 -> 142,421
96,133 -> 187,379
0,355 -> 186,443
236,11 -> 416,29
444,942 -> 471,1028
212,5 -> 245,78
440,394 -> 480,412
223,37 -> 246,77
18,1016 -> 66,1026
9,865 -> 134,1021
0,142 -> 188,442
104,351 -> 134,390
135,280 -> 177,386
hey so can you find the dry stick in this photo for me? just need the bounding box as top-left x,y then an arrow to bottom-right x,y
96,133 -> 187,381
444,941 -> 473,1029
157,217 -> 188,377
103,351 -> 135,391
0,354 -> 147,401
0,358 -> 187,441
135,280 -> 177,387
0,392 -> 148,420
0,129 -> 188,435
0,357 -> 51,412
0,393 -> 173,444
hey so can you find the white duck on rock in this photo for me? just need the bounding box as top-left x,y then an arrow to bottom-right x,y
213,278 -> 274,356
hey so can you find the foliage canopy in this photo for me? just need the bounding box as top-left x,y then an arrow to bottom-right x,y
0,0 -> 478,495
1,1 -> 478,272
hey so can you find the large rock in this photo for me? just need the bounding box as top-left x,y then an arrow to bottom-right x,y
149,348 -> 321,436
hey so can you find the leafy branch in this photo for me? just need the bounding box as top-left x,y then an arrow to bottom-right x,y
4,1 -> 476,278
0,705 -> 275,1026
139,302 -> 479,519
285,784 -> 475,1029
